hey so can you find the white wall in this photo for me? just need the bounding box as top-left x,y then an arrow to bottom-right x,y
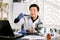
44,0 -> 60,29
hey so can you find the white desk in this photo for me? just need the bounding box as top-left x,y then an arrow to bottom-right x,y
21,35 -> 46,40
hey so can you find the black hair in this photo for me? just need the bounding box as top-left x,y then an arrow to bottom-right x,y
29,4 -> 39,12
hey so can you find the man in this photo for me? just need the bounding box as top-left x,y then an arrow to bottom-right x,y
14,4 -> 43,34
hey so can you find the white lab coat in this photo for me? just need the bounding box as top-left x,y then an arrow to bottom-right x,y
17,16 -> 43,32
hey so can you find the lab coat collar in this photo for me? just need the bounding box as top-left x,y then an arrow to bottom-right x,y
31,16 -> 39,23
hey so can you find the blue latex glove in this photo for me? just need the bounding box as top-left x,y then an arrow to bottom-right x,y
18,13 -> 24,20
18,30 -> 26,35
14,13 -> 24,23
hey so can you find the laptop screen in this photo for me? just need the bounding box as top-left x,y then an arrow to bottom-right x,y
0,20 -> 14,36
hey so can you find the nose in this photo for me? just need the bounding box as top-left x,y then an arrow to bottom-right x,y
31,11 -> 35,14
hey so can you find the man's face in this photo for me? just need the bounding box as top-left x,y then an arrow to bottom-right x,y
30,7 -> 38,18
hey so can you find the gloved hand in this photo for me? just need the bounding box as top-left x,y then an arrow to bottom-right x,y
18,30 -> 26,35
18,13 -> 24,20
14,13 -> 24,23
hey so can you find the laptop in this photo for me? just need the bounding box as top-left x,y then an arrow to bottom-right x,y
0,20 -> 24,40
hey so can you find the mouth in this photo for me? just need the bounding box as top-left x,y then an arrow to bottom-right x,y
31,14 -> 34,15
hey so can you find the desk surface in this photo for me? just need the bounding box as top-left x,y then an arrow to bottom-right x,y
21,35 -> 46,40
